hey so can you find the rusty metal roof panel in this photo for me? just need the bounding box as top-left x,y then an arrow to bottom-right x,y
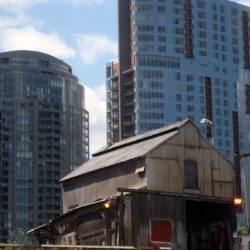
60,129 -> 180,182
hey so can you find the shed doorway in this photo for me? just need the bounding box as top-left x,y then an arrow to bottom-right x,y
185,200 -> 235,250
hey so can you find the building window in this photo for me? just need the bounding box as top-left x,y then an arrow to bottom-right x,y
199,50 -> 207,56
214,53 -> 219,58
187,105 -> 194,112
106,67 -> 111,77
212,3 -> 217,11
246,85 -> 250,114
197,11 -> 205,18
158,26 -> 166,33
220,5 -> 225,13
175,72 -> 181,81
186,74 -> 194,82
232,37 -> 238,45
176,93 -> 182,101
184,160 -> 198,189
187,84 -> 194,92
176,104 -> 182,112
231,8 -> 238,17
198,21 -> 206,29
198,40 -> 207,49
158,6 -> 165,13
150,218 -> 173,243
159,45 -> 166,52
198,30 -> 206,38
159,35 -> 166,42
221,25 -> 226,33
197,0 -> 205,9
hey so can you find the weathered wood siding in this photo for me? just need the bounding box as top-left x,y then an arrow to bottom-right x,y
63,161 -> 146,213
131,194 -> 186,249
146,122 -> 234,199
63,122 -> 234,213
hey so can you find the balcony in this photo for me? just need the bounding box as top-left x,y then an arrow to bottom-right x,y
185,33 -> 193,39
184,3 -> 192,9
185,43 -> 194,49
124,90 -> 134,97
185,50 -> 194,58
124,101 -> 134,107
122,130 -> 135,139
112,123 -> 119,131
111,84 -> 119,91
184,13 -> 193,20
112,116 -> 119,122
111,74 -> 119,81
122,120 -> 135,127
124,111 -> 135,117
122,68 -> 134,75
112,105 -> 119,112
111,95 -> 119,101
124,80 -> 134,87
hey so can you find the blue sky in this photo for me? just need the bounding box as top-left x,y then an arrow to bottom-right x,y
0,0 -> 249,154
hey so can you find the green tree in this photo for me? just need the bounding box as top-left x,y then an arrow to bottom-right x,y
8,228 -> 31,246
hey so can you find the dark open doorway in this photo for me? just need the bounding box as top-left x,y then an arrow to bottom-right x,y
186,200 -> 235,250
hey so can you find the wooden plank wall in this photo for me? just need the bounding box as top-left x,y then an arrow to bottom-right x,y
131,194 -> 186,249
63,122 -> 234,214
63,161 -> 146,213
146,122 -> 234,199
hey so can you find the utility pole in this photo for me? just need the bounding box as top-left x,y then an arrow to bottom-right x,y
200,118 -> 214,144
240,153 -> 250,231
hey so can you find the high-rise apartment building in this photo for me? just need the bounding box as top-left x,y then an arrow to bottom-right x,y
0,50 -> 89,242
106,61 -> 120,145
106,0 -> 250,222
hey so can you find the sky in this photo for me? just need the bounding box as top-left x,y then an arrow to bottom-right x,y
0,0 -> 249,155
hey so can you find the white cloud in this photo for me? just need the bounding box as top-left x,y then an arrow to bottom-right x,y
0,1 -> 73,59
0,0 -> 47,13
0,26 -> 75,59
75,34 -> 117,64
233,0 -> 250,6
65,0 -> 104,6
85,84 -> 106,155
0,14 -> 41,29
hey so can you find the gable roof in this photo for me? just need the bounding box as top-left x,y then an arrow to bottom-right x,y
60,119 -> 190,182
93,119 -> 190,156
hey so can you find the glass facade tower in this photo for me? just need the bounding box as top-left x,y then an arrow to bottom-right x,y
0,50 -> 89,242
107,0 -> 250,223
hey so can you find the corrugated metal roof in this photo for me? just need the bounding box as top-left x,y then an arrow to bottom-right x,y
60,123 -> 183,182
28,199 -> 107,234
93,119 -> 189,156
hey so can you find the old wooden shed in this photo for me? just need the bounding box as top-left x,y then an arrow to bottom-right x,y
30,120 -> 237,250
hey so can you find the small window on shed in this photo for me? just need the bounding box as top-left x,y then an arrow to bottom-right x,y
150,218 -> 173,243
184,160 -> 198,189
